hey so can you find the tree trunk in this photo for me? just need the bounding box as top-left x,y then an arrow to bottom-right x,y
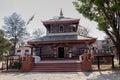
13,36 -> 17,55
116,44 -> 120,65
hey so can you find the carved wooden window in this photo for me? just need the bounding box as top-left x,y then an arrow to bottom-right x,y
79,48 -> 85,55
46,24 -> 52,33
59,25 -> 64,32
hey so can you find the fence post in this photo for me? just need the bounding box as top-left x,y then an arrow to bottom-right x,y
97,56 -> 100,70
6,56 -> 8,70
112,55 -> 114,68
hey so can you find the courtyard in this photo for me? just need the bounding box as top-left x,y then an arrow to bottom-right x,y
0,71 -> 120,80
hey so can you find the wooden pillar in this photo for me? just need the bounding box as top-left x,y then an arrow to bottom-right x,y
31,47 -> 33,55
39,47 -> 42,57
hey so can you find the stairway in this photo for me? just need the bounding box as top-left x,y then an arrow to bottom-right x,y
30,62 -> 82,72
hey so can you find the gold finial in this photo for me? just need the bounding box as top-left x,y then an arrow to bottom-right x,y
60,8 -> 63,17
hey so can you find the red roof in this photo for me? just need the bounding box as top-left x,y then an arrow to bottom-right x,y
42,16 -> 80,24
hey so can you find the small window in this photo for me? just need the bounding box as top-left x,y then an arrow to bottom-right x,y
72,26 -> 76,32
17,50 -> 21,52
25,50 -> 29,52
59,25 -> 64,32
46,24 -> 52,33
70,25 -> 76,32
73,27 -> 76,32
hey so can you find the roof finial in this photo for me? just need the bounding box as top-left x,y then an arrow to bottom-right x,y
60,8 -> 63,17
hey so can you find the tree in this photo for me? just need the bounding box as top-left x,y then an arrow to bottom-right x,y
0,29 -> 5,41
32,28 -> 45,38
73,0 -> 120,65
3,13 -> 28,55
0,29 -> 13,56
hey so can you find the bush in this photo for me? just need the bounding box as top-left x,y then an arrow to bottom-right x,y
9,61 -> 21,69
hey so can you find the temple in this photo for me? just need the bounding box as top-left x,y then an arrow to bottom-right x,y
27,9 -> 96,60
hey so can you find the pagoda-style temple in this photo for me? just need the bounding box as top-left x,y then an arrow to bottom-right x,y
27,10 -> 96,60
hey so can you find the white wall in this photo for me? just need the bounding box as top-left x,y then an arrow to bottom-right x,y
15,47 -> 31,56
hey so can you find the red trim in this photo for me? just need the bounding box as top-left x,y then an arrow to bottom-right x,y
42,19 -> 80,24
27,39 -> 96,45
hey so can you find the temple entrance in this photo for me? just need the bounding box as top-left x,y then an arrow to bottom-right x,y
58,47 -> 64,58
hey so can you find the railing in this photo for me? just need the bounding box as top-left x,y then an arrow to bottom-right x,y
1,55 -> 21,71
94,54 -> 114,70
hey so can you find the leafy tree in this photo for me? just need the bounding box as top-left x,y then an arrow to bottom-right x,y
0,29 -> 5,41
73,0 -> 120,65
32,28 -> 45,38
3,13 -> 29,55
0,29 -> 13,56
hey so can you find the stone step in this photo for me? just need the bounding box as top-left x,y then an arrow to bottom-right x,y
30,62 -> 81,72
33,65 -> 77,67
30,69 -> 81,72
32,67 -> 81,69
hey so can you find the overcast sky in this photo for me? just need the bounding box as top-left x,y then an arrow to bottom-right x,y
0,0 -> 106,40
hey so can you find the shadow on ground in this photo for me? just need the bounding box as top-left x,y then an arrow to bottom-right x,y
87,71 -> 120,80
0,71 -> 120,80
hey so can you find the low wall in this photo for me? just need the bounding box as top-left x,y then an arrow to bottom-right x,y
21,56 -> 34,72
81,60 -> 92,71
79,54 -> 92,71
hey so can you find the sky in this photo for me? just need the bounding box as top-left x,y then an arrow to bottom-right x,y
0,0 -> 106,40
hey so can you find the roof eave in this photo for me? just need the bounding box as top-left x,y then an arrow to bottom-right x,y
42,19 -> 80,24
27,39 -> 96,45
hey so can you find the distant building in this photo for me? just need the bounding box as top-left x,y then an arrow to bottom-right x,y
27,10 -> 96,60
15,46 -> 31,56
93,38 -> 115,54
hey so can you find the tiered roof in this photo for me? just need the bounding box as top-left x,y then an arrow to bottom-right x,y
28,34 -> 96,45
28,9 -> 96,45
